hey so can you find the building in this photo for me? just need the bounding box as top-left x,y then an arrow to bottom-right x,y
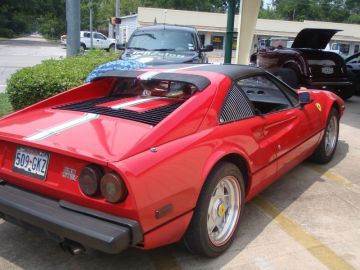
118,7 -> 360,59
118,14 -> 137,45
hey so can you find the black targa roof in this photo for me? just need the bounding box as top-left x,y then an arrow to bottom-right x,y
91,64 -> 266,89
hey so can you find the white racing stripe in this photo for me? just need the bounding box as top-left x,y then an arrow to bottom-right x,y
111,97 -> 165,110
26,113 -> 99,141
138,64 -> 206,81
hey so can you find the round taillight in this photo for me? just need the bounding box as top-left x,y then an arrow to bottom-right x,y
100,172 -> 127,203
78,166 -> 102,196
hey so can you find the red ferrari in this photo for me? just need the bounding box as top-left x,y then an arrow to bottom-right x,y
0,64 -> 344,257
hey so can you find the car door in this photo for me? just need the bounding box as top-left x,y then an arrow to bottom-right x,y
237,75 -> 322,177
219,83 -> 278,196
93,33 -> 107,49
82,32 -> 91,48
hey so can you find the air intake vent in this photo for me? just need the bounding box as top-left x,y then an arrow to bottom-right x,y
55,96 -> 182,126
220,85 -> 254,124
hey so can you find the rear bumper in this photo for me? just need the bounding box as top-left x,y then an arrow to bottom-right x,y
307,81 -> 352,87
0,180 -> 143,254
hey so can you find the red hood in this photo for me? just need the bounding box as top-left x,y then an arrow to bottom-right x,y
0,100 -> 169,162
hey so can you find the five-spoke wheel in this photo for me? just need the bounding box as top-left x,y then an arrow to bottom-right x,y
310,108 -> 339,163
207,176 -> 240,246
182,162 -> 245,257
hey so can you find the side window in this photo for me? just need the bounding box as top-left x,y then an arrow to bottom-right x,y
219,84 -> 255,124
94,33 -> 106,40
279,84 -> 298,105
354,45 -> 359,54
237,76 -> 293,115
83,32 -> 90,38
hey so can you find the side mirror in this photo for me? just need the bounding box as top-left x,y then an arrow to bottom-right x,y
201,44 -> 214,52
298,91 -> 312,106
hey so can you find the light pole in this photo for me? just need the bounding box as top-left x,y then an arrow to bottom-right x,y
115,0 -> 120,51
66,0 -> 80,57
224,0 -> 236,64
89,0 -> 93,49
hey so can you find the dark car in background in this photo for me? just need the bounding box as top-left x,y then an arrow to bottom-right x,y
257,28 -> 354,100
346,52 -> 360,94
119,24 -> 213,65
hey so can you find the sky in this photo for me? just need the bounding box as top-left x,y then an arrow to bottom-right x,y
263,0 -> 273,9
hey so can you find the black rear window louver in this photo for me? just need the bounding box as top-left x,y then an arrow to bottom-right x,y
220,85 -> 254,124
54,96 -> 182,126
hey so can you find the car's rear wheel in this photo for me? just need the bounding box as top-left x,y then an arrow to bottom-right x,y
310,108 -> 339,164
347,69 -> 360,95
335,86 -> 354,100
80,43 -> 86,51
273,68 -> 299,88
182,162 -> 245,257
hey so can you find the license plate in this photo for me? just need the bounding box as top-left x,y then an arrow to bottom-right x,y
13,146 -> 50,180
321,66 -> 334,74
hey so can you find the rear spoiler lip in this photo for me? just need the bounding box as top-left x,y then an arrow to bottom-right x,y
90,70 -> 211,91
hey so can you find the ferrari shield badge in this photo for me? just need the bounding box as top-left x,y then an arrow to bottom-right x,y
315,102 -> 322,112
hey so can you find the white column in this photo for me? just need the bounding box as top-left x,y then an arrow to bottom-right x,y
235,0 -> 261,64
205,33 -> 212,45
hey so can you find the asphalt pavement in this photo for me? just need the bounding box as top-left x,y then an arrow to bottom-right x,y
0,35 -> 65,93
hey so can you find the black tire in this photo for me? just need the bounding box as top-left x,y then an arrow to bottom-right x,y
182,162 -> 245,257
273,68 -> 299,88
356,82 -> 360,95
80,43 -> 86,51
309,108 -> 339,164
335,86 -> 354,100
108,44 -> 115,52
347,69 -> 360,95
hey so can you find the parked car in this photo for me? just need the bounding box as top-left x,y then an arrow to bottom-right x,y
345,52 -> 360,94
257,28 -> 354,100
119,24 -> 213,65
0,64 -> 344,257
61,31 -> 116,51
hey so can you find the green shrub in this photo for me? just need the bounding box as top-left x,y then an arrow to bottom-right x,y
0,28 -> 14,38
0,93 -> 13,117
7,50 -> 118,110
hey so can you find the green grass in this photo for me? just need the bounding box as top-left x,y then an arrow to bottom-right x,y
0,93 -> 13,117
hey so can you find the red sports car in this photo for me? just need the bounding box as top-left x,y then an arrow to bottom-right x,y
0,64 -> 344,257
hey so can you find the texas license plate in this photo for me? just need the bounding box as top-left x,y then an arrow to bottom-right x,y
321,66 -> 334,74
13,146 -> 50,180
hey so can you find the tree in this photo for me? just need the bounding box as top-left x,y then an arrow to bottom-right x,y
258,0 -> 360,24
0,0 -> 39,37
1,0 -> 359,39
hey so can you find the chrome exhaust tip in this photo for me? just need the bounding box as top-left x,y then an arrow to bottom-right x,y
60,240 -> 85,255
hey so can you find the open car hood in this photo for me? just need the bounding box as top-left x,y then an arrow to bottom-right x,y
291,28 -> 341,49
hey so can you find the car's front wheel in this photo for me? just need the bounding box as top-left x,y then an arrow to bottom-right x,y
108,44 -> 115,52
310,108 -> 339,163
182,162 -> 245,257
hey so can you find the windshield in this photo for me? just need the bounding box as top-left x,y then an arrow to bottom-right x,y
127,29 -> 197,51
111,79 -> 197,99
